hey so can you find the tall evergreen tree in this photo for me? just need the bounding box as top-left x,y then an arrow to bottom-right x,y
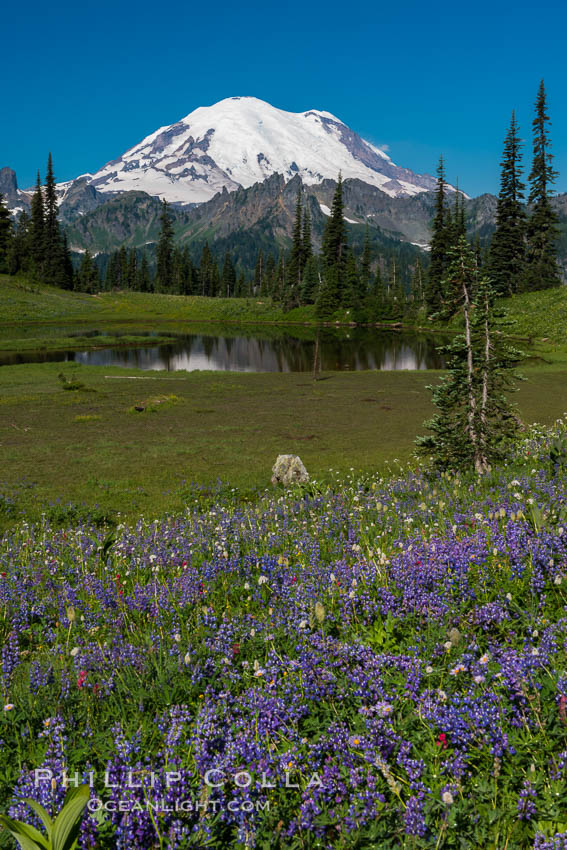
0,194 -> 12,273
40,155 -> 73,289
342,249 -> 360,309
30,171 -> 45,275
425,156 -> 449,312
360,224 -> 372,296
76,249 -> 100,293
156,199 -> 174,292
318,174 -> 349,315
221,252 -> 236,297
254,250 -> 265,295
410,257 -> 426,308
300,255 -> 319,304
137,252 -> 152,292
523,80 -> 561,290
8,210 -> 30,274
488,112 -> 527,295
417,236 -> 521,472
285,189 -> 304,305
301,203 -> 313,270
322,174 -> 347,273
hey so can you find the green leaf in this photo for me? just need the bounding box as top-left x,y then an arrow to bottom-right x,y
51,786 -> 90,850
21,801 -> 53,839
0,814 -> 50,850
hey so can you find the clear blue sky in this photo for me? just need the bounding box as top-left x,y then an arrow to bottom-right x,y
4,0 -> 567,197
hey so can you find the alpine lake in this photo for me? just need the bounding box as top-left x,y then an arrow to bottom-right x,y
0,322 -> 447,372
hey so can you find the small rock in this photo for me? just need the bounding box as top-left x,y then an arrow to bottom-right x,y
271,454 -> 309,487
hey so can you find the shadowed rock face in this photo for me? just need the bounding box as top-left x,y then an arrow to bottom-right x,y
0,167 -> 18,198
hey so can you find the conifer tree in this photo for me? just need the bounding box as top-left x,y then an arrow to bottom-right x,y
342,249 -> 360,309
43,153 -> 70,287
76,249 -> 100,293
137,253 -> 152,292
200,243 -> 212,296
360,224 -> 372,296
410,257 -> 426,309
315,264 -> 340,318
127,249 -> 137,289
322,174 -> 347,273
30,172 -> 45,274
254,250 -> 265,295
301,203 -> 313,270
523,80 -> 560,290
417,236 -> 521,472
8,210 -> 30,274
318,174 -> 348,316
285,189 -> 304,305
488,112 -> 527,295
300,255 -> 319,304
425,156 -> 449,312
156,199 -> 174,292
221,251 -> 236,297
265,253 -> 276,298
0,194 -> 12,273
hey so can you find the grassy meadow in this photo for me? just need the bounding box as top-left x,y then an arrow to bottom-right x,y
0,362 -> 566,529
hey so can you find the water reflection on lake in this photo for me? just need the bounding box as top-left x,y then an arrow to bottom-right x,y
0,327 -> 447,372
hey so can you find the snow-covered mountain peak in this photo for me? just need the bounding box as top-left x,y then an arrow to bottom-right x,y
58,97 -> 440,206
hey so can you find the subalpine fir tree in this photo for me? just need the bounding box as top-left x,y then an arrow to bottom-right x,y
221,252 -> 236,297
360,224 -> 372,296
488,112 -> 527,295
417,236 -> 521,473
425,156 -> 450,312
342,249 -> 360,309
301,203 -> 313,270
265,254 -> 276,298
30,172 -> 45,275
285,189 -> 304,305
43,153 -> 72,288
315,264 -> 340,318
254,250 -> 265,295
156,200 -> 174,292
300,255 -> 319,304
322,175 -> 347,276
76,249 -> 100,293
472,275 -> 523,465
137,253 -> 152,292
523,80 -> 561,290
200,243 -> 212,296
410,257 -> 426,309
127,249 -> 137,289
8,210 -> 30,274
0,194 -> 12,273
317,175 -> 348,317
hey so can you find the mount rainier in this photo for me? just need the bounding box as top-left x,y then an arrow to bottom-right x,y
57,96 -> 439,207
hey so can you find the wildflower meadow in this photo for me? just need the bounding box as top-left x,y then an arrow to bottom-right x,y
1,421 -> 567,848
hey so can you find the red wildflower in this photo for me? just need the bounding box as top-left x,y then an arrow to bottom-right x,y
436,733 -> 448,750
77,670 -> 88,688
560,695 -> 567,725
